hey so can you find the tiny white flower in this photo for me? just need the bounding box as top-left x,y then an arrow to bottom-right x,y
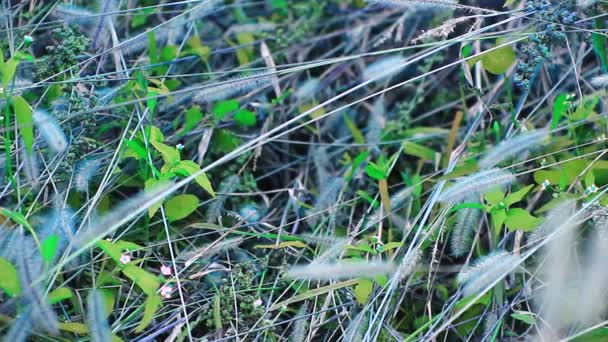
176,143 -> 184,150
542,179 -> 550,190
253,299 -> 263,307
120,253 -> 131,264
24,35 -> 33,43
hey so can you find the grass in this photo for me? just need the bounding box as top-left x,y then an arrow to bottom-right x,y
0,0 -> 607,341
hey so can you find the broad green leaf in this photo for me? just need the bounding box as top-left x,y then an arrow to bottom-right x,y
151,140 -> 180,166
48,287 -> 74,304
551,93 -> 572,130
99,289 -> 116,318
504,208 -> 541,232
172,160 -> 215,197
1,58 -> 18,87
0,257 -> 20,296
135,295 -> 162,332
504,184 -> 534,207
12,96 -> 34,153
233,109 -> 257,127
365,162 -> 387,181
484,189 -> 505,208
96,240 -> 143,264
123,139 -> 147,160
164,194 -> 199,221
491,208 -> 506,235
184,106 -> 203,133
403,141 -> 437,161
480,39 -> 516,75
41,234 -> 60,263
213,100 -> 239,120
511,311 -> 536,325
354,278 -> 374,304
145,178 -> 166,217
122,264 -> 161,296
214,129 -> 241,153
147,91 -> 158,114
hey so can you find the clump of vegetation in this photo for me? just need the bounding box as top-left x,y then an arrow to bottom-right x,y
1,0 -> 608,341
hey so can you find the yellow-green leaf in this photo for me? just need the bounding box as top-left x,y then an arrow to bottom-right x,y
504,208 -> 541,232
354,278 -> 374,304
58,322 -> 89,335
12,96 -> 34,153
0,257 -> 20,296
172,160 -> 215,197
48,287 -> 74,304
480,39 -> 516,75
164,194 -> 199,221
122,264 -> 161,296
135,295 -> 162,332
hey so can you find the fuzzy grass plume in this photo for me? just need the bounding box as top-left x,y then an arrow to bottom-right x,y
450,200 -> 482,257
32,110 -> 68,154
438,168 -> 515,204
87,290 -> 111,342
457,250 -> 521,297
286,261 -> 396,281
478,129 -> 548,169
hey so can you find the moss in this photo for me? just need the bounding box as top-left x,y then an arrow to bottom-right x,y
36,26 -> 90,80
204,262 -> 266,332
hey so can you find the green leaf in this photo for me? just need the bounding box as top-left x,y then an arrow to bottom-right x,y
511,311 -> 536,325
122,265 -> 161,296
504,208 -> 541,232
0,257 -> 20,296
480,39 -> 516,75
484,189 -> 505,208
96,239 -> 142,264
135,295 -> 162,332
233,109 -> 257,127
172,160 -> 215,197
151,140 -> 180,166
1,58 -> 18,87
48,287 -> 74,304
145,178 -> 166,217
491,208 -> 506,235
164,194 -> 199,221
365,162 -> 387,181
593,18 -> 608,72
504,185 -> 534,207
183,106 -> 203,133
551,93 -> 572,130
147,91 -> 158,114
214,129 -> 241,153
213,100 -> 239,120
403,141 -> 437,161
354,278 -> 374,304
41,234 -> 60,263
12,96 -> 34,153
